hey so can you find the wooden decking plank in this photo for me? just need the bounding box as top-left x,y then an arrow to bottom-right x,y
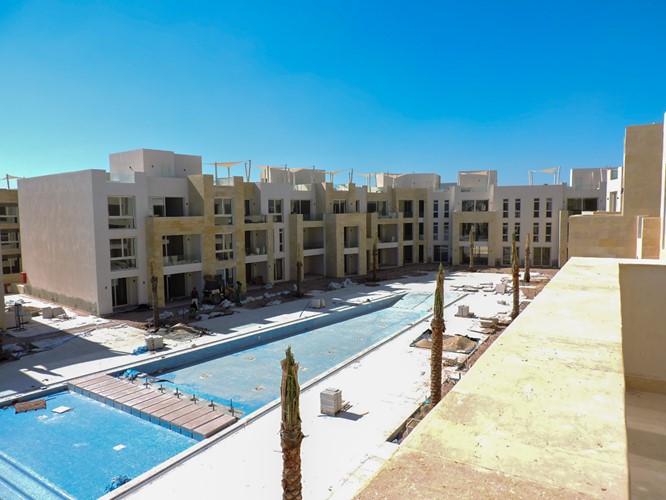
151,400 -> 192,419
170,407 -> 213,427
193,414 -> 237,438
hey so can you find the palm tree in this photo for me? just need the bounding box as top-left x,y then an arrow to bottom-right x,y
149,259 -> 159,330
371,238 -> 378,282
511,233 -> 520,320
468,229 -> 475,272
524,234 -> 531,283
295,247 -> 303,297
430,264 -> 446,407
281,347 -> 304,500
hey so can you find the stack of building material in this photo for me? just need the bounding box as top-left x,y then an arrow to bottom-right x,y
320,388 -> 342,415
145,335 -> 164,351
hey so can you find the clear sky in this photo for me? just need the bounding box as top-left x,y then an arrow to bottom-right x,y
1,0 -> 665,186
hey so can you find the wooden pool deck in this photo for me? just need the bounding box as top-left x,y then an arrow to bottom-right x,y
68,374 -> 237,440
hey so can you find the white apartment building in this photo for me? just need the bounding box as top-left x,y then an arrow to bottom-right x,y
17,148 -> 608,316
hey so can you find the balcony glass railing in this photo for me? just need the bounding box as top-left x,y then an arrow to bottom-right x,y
378,212 -> 399,219
215,178 -> 235,187
245,246 -> 267,256
302,213 -> 324,221
460,234 -> 489,242
163,254 -> 202,266
108,173 -> 135,184
344,240 -> 359,249
379,236 -> 397,243
111,258 -> 137,271
214,214 -> 234,226
244,215 -> 267,224
0,215 -> 19,224
291,184 -> 312,191
304,242 -> 324,250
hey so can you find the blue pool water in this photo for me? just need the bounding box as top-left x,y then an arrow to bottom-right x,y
150,292 -> 442,415
0,391 -> 195,500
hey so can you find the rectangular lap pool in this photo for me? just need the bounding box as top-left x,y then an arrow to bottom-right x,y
0,291 -> 460,499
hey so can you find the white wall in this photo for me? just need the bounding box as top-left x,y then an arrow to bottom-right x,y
18,170 -> 104,313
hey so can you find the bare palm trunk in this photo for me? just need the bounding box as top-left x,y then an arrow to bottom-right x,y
281,347 -> 304,500
372,239 -> 378,282
511,234 -> 520,320
524,235 -> 531,283
296,260 -> 303,297
430,264 -> 446,407
149,260 -> 159,330
468,230 -> 475,272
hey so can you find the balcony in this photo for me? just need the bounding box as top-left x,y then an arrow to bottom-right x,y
108,173 -> 135,183
163,254 -> 202,266
214,214 -> 234,226
378,212 -> 400,219
215,177 -> 235,187
244,215 -> 267,224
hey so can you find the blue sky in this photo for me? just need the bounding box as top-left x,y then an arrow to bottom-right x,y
1,0 -> 665,186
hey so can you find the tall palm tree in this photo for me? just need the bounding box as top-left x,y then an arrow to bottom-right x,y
524,234 -> 531,283
468,229 -> 475,272
430,264 -> 446,407
149,259 -> 159,330
281,347 -> 304,500
371,238 -> 378,282
511,233 -> 520,320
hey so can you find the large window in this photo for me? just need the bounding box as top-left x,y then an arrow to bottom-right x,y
108,196 -> 135,229
215,234 -> 234,262
444,200 -> 450,218
502,223 -> 508,242
214,198 -> 233,225
1,229 -> 20,250
546,198 -> 553,218
533,223 -> 539,242
433,200 -> 439,218
533,198 -> 540,218
268,199 -> 283,222
333,199 -> 346,214
2,255 -> 21,274
278,228 -> 284,252
460,223 -> 489,241
291,199 -> 311,216
502,246 -> 511,266
514,199 -> 521,218
433,245 -> 449,263
514,222 -> 520,241
567,197 -> 598,215
0,204 -> 18,224
274,258 -> 284,281
110,238 -> 136,270
433,222 -> 439,240
443,222 -> 449,240
462,200 -> 489,212
533,247 -> 551,267
502,199 -> 509,218
545,223 -> 552,242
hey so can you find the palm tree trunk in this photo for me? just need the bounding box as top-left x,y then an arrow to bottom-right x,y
430,264 -> 446,407
511,234 -> 520,320
372,239 -> 378,282
281,347 -> 304,500
468,230 -> 475,272
149,259 -> 159,330
524,235 -> 531,283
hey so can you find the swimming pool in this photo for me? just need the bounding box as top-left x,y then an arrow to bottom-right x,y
0,291 -> 458,499
0,391 -> 195,500
131,292 -> 449,416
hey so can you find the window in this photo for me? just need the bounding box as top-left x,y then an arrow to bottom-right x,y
2,255 -> 21,274
108,196 -> 135,229
433,222 -> 439,240
533,198 -> 540,218
278,228 -> 284,252
244,200 -> 251,216
460,223 -> 489,241
533,223 -> 539,242
291,199 -> 311,216
545,223 -> 552,242
461,200 -> 488,212
502,247 -> 511,266
444,200 -> 450,218
514,199 -> 521,218
0,204 -> 19,224
268,199 -> 283,222
514,223 -> 520,241
214,198 -> 233,225
215,234 -> 234,261
502,199 -> 509,218
274,258 -> 284,281
443,222 -> 449,240
546,198 -> 553,218
110,238 -> 136,270
433,200 -> 439,218
567,197 -> 598,215
1,229 -> 20,250
610,168 -> 619,180
433,245 -> 449,263
462,200 -> 475,212
502,223 -> 508,242
333,199 -> 346,214
533,247 -> 551,267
